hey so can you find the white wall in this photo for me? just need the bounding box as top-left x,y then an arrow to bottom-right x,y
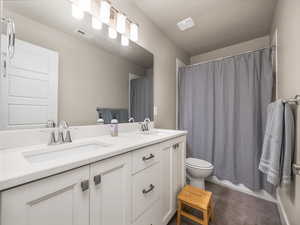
190,36 -> 270,64
271,1 -> 300,225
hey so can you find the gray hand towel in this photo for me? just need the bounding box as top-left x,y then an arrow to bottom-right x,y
281,103 -> 294,184
259,100 -> 284,186
259,100 -> 295,186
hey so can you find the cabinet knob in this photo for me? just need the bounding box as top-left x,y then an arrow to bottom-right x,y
142,153 -> 154,161
81,180 -> 89,192
94,174 -> 102,185
142,184 -> 155,194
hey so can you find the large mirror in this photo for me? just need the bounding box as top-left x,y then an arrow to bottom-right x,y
0,0 -> 153,129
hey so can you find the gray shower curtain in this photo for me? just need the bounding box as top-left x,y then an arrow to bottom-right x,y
130,76 -> 153,121
179,49 -> 274,192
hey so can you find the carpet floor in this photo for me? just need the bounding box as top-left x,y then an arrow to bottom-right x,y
168,182 -> 282,225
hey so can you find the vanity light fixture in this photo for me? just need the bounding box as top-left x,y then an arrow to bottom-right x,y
72,4 -> 84,20
121,35 -> 129,46
100,0 -> 111,24
108,27 -> 117,39
92,17 -> 102,30
130,23 -> 138,42
116,13 -> 126,34
78,0 -> 91,12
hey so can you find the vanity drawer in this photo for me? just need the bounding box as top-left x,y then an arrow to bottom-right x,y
132,163 -> 160,221
133,201 -> 161,225
132,144 -> 160,174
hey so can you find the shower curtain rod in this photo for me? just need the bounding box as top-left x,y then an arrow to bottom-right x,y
187,46 -> 275,67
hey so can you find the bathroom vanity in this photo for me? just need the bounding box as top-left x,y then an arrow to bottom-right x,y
0,128 -> 186,225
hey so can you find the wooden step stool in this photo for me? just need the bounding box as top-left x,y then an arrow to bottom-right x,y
177,185 -> 213,225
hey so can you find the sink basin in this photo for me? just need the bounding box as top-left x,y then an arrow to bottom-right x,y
23,142 -> 110,163
138,130 -> 174,136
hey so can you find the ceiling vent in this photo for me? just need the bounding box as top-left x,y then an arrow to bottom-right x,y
177,17 -> 195,31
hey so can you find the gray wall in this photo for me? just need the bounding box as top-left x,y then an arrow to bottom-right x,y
112,0 -> 190,129
190,36 -> 270,64
10,11 -> 146,126
271,1 -> 300,225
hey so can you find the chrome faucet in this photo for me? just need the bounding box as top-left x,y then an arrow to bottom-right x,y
128,117 -> 135,123
48,120 -> 72,145
140,118 -> 151,132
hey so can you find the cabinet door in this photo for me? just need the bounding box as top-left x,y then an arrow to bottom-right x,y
161,144 -> 174,225
172,141 -> 186,209
161,138 -> 186,225
1,166 -> 90,225
90,154 -> 131,225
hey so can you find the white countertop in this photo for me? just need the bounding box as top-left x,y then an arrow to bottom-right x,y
0,129 -> 187,191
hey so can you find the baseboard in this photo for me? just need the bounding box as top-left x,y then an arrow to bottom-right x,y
276,188 -> 291,225
207,176 -> 277,203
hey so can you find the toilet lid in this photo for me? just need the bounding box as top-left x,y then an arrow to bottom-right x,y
185,158 -> 213,169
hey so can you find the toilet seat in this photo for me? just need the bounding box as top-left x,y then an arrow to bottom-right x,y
185,158 -> 213,169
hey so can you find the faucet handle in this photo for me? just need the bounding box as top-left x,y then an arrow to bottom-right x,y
47,120 -> 56,128
59,120 -> 69,129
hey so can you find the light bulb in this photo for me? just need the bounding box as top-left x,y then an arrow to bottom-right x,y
100,1 -> 111,24
116,13 -> 126,34
121,35 -> 129,46
92,17 -> 102,30
72,4 -> 84,20
78,0 -> 91,12
108,27 -> 117,39
130,23 -> 138,42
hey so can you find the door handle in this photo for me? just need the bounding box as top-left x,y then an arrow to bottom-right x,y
293,164 -> 300,175
142,153 -> 154,161
94,174 -> 102,185
81,180 -> 89,192
142,184 -> 155,194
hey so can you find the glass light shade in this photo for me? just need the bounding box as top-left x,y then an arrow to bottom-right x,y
108,27 -> 117,39
121,35 -> 129,46
100,1 -> 111,24
130,23 -> 138,42
72,4 -> 84,20
116,13 -> 126,34
92,17 -> 102,30
78,0 -> 91,12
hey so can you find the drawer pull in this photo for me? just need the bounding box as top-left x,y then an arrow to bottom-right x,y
81,180 -> 89,192
142,184 -> 155,194
94,174 -> 102,185
142,153 -> 154,161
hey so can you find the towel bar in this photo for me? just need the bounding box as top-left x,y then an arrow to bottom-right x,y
293,164 -> 300,175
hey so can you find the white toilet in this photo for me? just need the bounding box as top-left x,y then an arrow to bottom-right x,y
185,158 -> 214,189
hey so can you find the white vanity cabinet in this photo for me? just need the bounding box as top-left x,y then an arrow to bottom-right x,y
1,166 -> 90,225
90,154 -> 131,225
0,135 -> 186,225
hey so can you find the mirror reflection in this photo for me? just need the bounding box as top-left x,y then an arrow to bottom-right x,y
0,0 -> 153,129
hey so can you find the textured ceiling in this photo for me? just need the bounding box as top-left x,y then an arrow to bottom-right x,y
132,0 -> 278,56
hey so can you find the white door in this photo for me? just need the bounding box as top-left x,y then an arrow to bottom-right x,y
161,144 -> 174,224
0,35 -> 58,129
90,154 -> 131,225
0,166 -> 90,225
